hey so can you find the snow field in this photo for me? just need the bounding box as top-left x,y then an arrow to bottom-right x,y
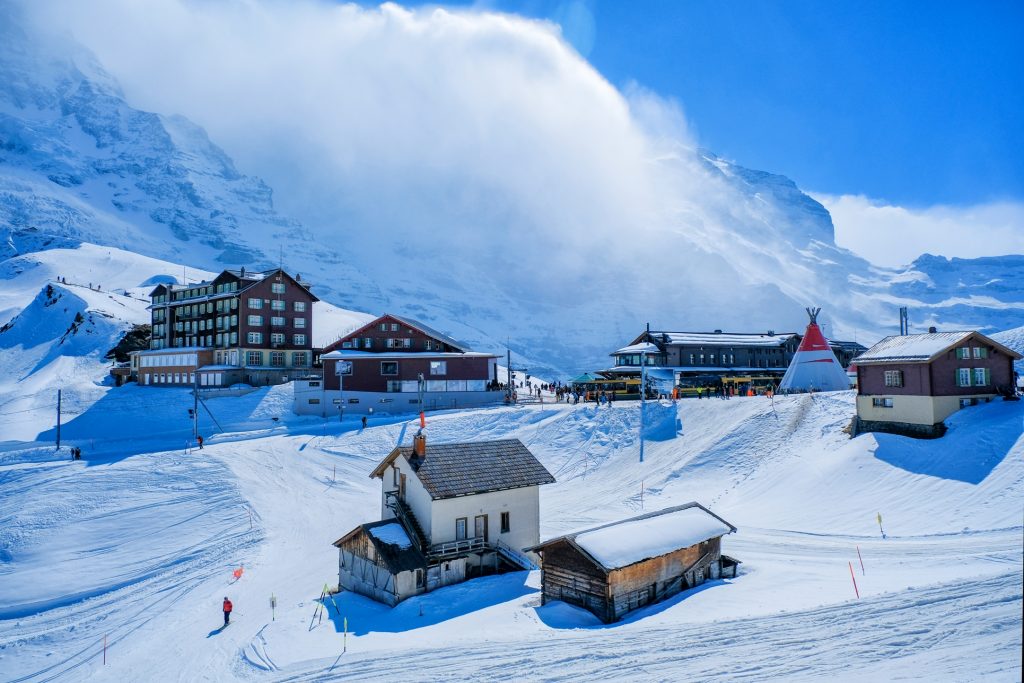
0,391 -> 1021,680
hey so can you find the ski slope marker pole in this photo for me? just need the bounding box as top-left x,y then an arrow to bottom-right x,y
856,545 -> 865,575
103,633 -> 107,665
876,512 -> 885,539
848,561 -> 859,599
343,617 -> 347,653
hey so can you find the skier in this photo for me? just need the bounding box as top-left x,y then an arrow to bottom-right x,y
361,416 -> 368,429
197,435 -> 204,449
222,597 -> 233,626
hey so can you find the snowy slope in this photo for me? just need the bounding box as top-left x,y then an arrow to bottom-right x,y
992,324 -> 1024,376
0,392 -> 1020,681
0,242 -> 374,442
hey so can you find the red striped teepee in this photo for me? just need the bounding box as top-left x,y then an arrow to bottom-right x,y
778,307 -> 850,392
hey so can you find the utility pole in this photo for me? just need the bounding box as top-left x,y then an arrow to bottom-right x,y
56,388 -> 61,451
192,372 -> 199,442
640,349 -> 646,463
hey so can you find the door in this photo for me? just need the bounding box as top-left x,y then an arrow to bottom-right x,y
474,514 -> 488,542
399,473 -> 407,502
456,518 -> 467,541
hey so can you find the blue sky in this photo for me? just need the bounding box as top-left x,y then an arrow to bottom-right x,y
456,0 -> 1024,208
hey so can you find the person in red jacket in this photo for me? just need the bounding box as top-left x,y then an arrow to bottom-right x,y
222,597 -> 232,625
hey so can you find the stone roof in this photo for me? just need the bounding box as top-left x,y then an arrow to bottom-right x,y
372,438 -> 555,500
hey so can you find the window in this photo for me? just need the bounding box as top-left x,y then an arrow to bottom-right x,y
294,301 -> 306,312
973,368 -> 989,386
959,398 -> 978,408
247,332 -> 263,345
500,512 -> 510,534
455,517 -> 468,540
972,346 -> 987,359
883,370 -> 903,387
379,323 -> 387,331
230,332 -> 238,344
380,361 -> 398,376
271,299 -> 286,311
424,340 -> 433,351
294,318 -> 306,329
390,323 -> 399,332
271,316 -> 285,327
699,353 -> 705,365
308,398 -> 320,405
230,315 -> 238,327
363,337 -> 373,349
270,333 -> 285,345
393,466 -> 399,486
387,380 -> 403,392
430,361 -> 447,376
689,353 -> 694,365
293,354 -> 308,367
270,352 -> 285,367
247,315 -> 263,326
957,368 -> 972,387
293,334 -> 307,345
709,354 -> 716,365
271,282 -> 285,294
403,338 -> 411,348
415,568 -> 425,588
247,351 -> 263,366
872,397 -> 893,408
955,347 -> 970,360
248,297 -> 262,309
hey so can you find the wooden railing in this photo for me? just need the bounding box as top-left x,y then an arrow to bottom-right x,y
429,536 -> 486,559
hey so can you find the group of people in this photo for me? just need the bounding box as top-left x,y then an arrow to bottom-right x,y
69,446 -> 83,460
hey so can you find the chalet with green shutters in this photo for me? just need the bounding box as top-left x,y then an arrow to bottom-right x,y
854,328 -> 1021,437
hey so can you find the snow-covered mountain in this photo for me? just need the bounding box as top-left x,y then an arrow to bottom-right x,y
1,5 -> 1021,379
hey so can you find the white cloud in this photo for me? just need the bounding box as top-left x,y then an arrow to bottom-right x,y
816,193 -> 1024,268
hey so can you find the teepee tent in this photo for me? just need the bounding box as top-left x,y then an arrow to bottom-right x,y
778,308 -> 850,392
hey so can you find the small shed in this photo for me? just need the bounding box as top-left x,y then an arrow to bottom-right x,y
528,503 -> 738,623
334,520 -> 439,606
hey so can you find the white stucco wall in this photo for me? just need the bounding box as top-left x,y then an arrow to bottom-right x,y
429,486 -> 541,553
379,456 -> 435,540
856,394 -> 994,425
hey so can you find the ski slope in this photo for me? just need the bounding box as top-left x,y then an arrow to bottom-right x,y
0,390 -> 1021,681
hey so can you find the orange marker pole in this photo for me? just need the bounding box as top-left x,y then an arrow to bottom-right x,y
419,411 -> 425,429
849,561 -> 860,599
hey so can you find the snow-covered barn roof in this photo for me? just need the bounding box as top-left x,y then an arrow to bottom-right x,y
370,438 -> 555,500
529,503 -> 736,572
855,331 -> 1021,365
333,519 -> 425,573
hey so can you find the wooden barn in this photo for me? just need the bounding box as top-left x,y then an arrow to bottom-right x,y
528,503 -> 738,623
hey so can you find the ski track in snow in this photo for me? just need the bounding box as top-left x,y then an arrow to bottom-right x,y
0,393 -> 1021,681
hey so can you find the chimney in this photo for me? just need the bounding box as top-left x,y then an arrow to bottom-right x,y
928,326 -> 937,333
413,430 -> 426,458
240,266 -> 245,277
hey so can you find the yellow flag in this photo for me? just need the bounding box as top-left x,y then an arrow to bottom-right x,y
876,512 -> 882,525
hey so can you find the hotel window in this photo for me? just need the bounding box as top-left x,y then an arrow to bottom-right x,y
972,347 -> 987,359
957,368 -> 972,387
247,315 -> 263,326
379,323 -> 387,331
248,297 -> 262,309
883,370 -> 903,387
271,299 -> 286,311
363,337 -> 373,348
231,299 -> 237,310
270,333 -> 285,345
500,512 -> 510,534
247,332 -> 263,344
430,361 -> 447,375
709,354 -> 716,365
387,380 -> 403,392
271,316 -> 285,327
386,338 -> 396,348
403,338 -> 411,348
699,354 -> 705,365
351,338 -> 360,349
381,361 -> 398,376
270,352 -> 285,367
247,351 -> 263,366
424,340 -> 433,351
689,353 -> 694,365
271,282 -> 286,294
294,301 -> 306,312
230,315 -> 238,326
872,397 -> 893,408
230,332 -> 238,344
294,318 -> 306,329
391,323 -> 399,332
955,347 -> 970,360
973,368 -> 989,386
292,352 -> 308,367
293,334 -> 307,345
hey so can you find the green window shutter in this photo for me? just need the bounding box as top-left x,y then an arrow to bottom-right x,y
985,368 -> 991,385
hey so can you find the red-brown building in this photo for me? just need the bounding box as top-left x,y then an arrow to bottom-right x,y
142,268 -> 318,387
854,329 -> 1021,437
293,314 -> 502,415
